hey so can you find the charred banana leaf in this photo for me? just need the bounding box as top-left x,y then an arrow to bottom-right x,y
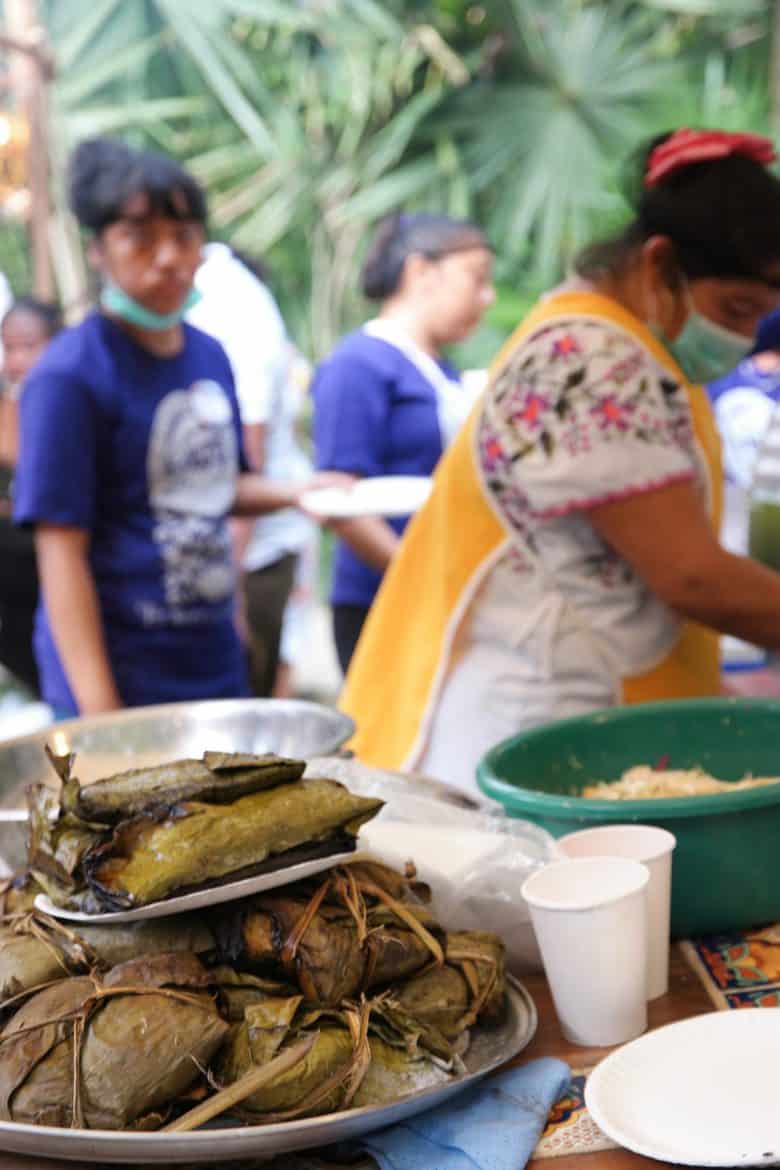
213,865 -> 443,1005
391,930 -> 506,1037
76,752 -> 306,823
0,952 -> 229,1129
83,781 -> 383,910
26,784 -> 105,901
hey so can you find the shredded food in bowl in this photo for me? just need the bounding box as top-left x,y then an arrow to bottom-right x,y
582,766 -> 780,800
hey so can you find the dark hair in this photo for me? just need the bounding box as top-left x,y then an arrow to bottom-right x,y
577,131 -> 780,287
361,212 -> 490,300
1,296 -> 61,337
68,137 -> 208,234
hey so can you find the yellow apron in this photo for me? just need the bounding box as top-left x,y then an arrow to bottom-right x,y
341,290 -> 723,770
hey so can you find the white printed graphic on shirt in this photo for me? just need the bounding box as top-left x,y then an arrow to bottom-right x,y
145,380 -> 238,622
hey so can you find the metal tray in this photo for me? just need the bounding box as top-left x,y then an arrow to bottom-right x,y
0,978 -> 536,1165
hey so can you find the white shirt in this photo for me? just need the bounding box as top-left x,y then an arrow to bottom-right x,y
188,244 -> 313,570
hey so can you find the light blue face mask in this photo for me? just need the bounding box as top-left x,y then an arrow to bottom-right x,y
100,282 -> 202,331
662,300 -> 754,386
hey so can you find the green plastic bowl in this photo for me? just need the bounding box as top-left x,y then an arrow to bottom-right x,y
477,698 -> 780,937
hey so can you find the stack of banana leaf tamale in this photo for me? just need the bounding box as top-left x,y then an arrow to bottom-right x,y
0,748 -> 507,1132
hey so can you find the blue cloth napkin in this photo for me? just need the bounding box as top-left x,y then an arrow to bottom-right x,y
359,1058 -> 570,1170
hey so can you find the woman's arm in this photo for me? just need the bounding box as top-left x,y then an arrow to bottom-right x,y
35,524 -> 122,713
232,470 -> 353,516
326,515 -> 400,573
0,394 -> 19,468
589,481 -> 780,646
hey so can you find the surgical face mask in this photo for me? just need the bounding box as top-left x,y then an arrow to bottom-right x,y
655,287 -> 754,384
100,282 -> 202,331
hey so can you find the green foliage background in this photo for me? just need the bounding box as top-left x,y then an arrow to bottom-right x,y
1,0 -> 776,364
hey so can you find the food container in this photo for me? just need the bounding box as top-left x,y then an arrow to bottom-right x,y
477,698 -> 780,937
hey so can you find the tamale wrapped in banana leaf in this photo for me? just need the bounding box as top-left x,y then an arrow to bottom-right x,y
83,780 -> 383,910
75,913 -> 214,967
213,863 -> 444,1005
352,1034 -> 451,1107
0,914 -> 94,1005
217,993 -> 451,1120
0,953 -> 229,1129
76,752 -> 306,823
392,930 -> 506,1037
0,909 -> 214,1010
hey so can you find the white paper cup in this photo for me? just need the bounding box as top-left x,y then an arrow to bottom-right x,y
557,824 -> 676,1000
522,856 -> 649,1047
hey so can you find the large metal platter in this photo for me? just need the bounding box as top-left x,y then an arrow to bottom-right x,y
0,699 -> 356,808
0,979 -> 536,1165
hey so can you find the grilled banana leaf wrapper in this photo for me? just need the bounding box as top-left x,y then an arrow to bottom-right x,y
0,914 -> 96,1007
27,749 -> 306,905
216,993 -> 453,1121
0,952 -> 229,1129
76,751 -> 306,823
0,909 -> 216,1011
82,780 -> 382,911
214,862 -> 443,1006
392,930 -> 506,1038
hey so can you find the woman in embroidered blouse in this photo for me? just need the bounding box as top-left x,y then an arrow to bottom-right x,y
312,212 -> 495,673
342,129 -> 780,796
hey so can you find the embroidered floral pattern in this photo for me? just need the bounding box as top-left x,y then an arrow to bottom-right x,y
477,316 -> 703,586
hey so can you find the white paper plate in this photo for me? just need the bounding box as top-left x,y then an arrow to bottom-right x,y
301,475 -> 432,518
34,849 -> 356,924
585,1009 -> 780,1166
0,978 -> 536,1164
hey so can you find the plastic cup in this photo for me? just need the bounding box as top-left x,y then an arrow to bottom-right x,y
521,856 -> 649,1047
557,824 -> 676,1000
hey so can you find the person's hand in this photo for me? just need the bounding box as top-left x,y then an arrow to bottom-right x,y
295,471 -> 357,520
304,470 -> 357,493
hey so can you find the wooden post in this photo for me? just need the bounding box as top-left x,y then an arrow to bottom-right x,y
2,0 -> 54,299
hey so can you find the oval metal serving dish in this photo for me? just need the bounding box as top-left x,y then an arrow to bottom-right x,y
0,698 -> 356,808
0,978 -> 536,1165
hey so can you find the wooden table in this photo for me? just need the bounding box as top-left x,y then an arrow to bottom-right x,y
0,947 -> 721,1170
525,945 -> 716,1170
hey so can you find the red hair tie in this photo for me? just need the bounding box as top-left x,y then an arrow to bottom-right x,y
645,128 -> 776,187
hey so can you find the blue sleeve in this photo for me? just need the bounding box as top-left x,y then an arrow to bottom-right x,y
312,352 -> 390,476
221,352 -> 249,473
13,367 -> 98,529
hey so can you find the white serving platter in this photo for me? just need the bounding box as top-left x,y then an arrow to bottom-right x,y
34,849 -> 356,924
0,978 -> 536,1164
300,475 -> 432,519
585,1008 -> 780,1167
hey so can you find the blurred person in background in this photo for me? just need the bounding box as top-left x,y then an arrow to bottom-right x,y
13,137 -> 340,718
312,212 -> 495,673
342,129 -> 780,796
188,245 -> 317,696
708,309 -> 780,554
0,298 -> 61,694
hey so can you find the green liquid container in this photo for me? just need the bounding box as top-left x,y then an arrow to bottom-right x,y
748,405 -> 780,569
748,496 -> 780,570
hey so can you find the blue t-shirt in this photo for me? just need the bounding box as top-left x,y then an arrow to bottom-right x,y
14,312 -> 249,714
708,358 -> 780,487
312,329 -> 461,607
